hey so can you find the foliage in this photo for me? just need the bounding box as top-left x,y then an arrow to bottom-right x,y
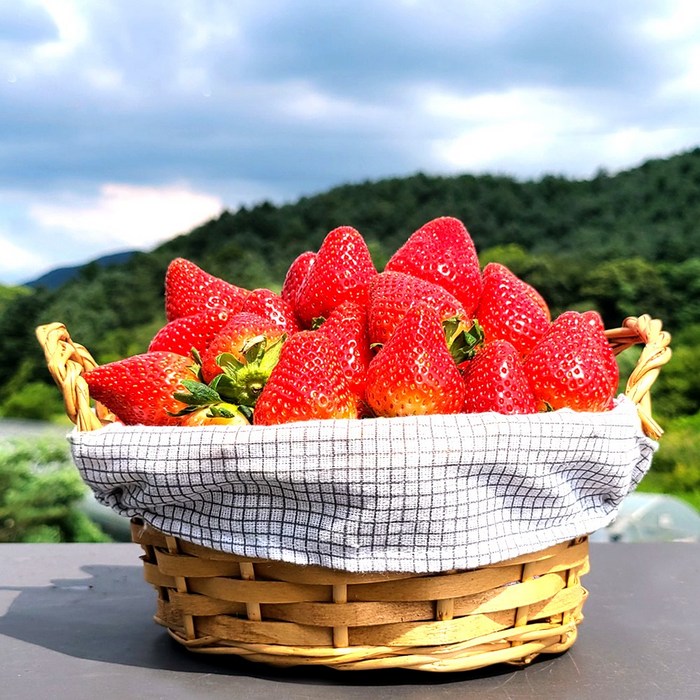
0,284 -> 31,315
580,258 -> 670,327
636,412 -> 700,511
650,341 -> 700,420
0,381 -> 65,420
646,413 -> 700,477
0,437 -> 110,542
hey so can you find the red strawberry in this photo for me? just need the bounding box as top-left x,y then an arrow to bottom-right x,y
254,331 -> 359,425
316,301 -> 372,401
200,312 -> 286,408
243,288 -> 301,335
524,280 -> 551,321
281,250 -> 316,306
367,271 -> 466,346
294,226 -> 377,327
164,258 -> 249,321
461,340 -> 537,414
524,311 -> 619,412
364,302 -> 465,417
582,311 -> 619,397
475,263 -> 551,356
148,307 -> 232,356
84,352 -> 198,426
560,311 -> 615,378
201,311 -> 284,380
385,217 -> 483,315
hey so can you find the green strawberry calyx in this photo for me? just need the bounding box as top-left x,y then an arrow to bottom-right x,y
209,334 -> 286,407
444,317 -> 484,364
171,379 -> 253,421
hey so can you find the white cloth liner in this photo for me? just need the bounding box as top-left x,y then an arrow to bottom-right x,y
69,395 -> 656,574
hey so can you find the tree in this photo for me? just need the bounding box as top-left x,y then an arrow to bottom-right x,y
651,325 -> 700,420
660,258 -> 700,327
0,381 -> 64,420
580,257 -> 669,328
0,438 -> 110,543
0,284 -> 31,315
0,287 -> 53,385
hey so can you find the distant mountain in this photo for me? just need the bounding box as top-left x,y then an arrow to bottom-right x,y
23,251 -> 136,290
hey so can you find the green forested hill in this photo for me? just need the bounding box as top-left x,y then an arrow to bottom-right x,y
2,147 -> 700,423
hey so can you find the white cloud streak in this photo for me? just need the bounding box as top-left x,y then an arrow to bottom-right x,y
0,230 -> 45,277
30,183 -> 223,248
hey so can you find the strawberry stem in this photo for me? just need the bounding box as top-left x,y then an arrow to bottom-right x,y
444,317 -> 484,364
210,334 -> 286,407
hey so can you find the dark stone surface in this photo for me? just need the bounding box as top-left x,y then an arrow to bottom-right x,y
1,543 -> 699,699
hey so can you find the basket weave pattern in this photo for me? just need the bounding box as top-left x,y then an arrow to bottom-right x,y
132,521 -> 589,671
36,314 -> 670,672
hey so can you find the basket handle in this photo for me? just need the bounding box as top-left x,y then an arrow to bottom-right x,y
605,314 -> 672,440
35,322 -> 115,432
36,315 -> 671,438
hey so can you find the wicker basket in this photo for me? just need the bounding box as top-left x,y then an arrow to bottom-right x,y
36,314 -> 671,672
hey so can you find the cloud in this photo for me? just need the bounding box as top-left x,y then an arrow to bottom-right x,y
232,0 -> 672,97
0,1 -> 57,44
1,0 -> 700,284
2,0 -> 692,194
423,84 -> 699,178
426,87 -> 599,175
0,229 -> 45,279
30,182 -> 224,249
0,182 -> 224,284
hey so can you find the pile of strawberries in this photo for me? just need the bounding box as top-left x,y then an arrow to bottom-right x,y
84,217 -> 620,427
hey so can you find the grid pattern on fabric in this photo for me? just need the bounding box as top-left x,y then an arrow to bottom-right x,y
69,396 -> 657,573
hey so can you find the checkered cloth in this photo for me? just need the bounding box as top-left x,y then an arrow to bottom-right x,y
70,395 -> 656,573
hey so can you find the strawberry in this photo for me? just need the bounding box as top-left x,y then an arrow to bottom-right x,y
164,257 -> 249,321
181,402 -> 251,426
523,310 -> 619,412
202,312 -> 283,373
254,331 -> 359,425
294,226 -> 377,327
83,352 -> 199,426
200,312 -> 286,406
148,307 -> 232,356
582,310 -> 620,397
367,271 -> 467,346
523,279 -> 551,321
461,340 -> 537,414
385,216 -> 483,315
316,300 -> 372,402
475,263 -> 551,356
243,288 -> 301,335
281,250 -> 316,306
364,302 -> 465,417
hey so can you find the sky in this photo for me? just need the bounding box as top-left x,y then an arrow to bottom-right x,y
2,0 -> 700,285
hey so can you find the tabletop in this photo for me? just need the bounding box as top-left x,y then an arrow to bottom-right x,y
1,542 -> 699,699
